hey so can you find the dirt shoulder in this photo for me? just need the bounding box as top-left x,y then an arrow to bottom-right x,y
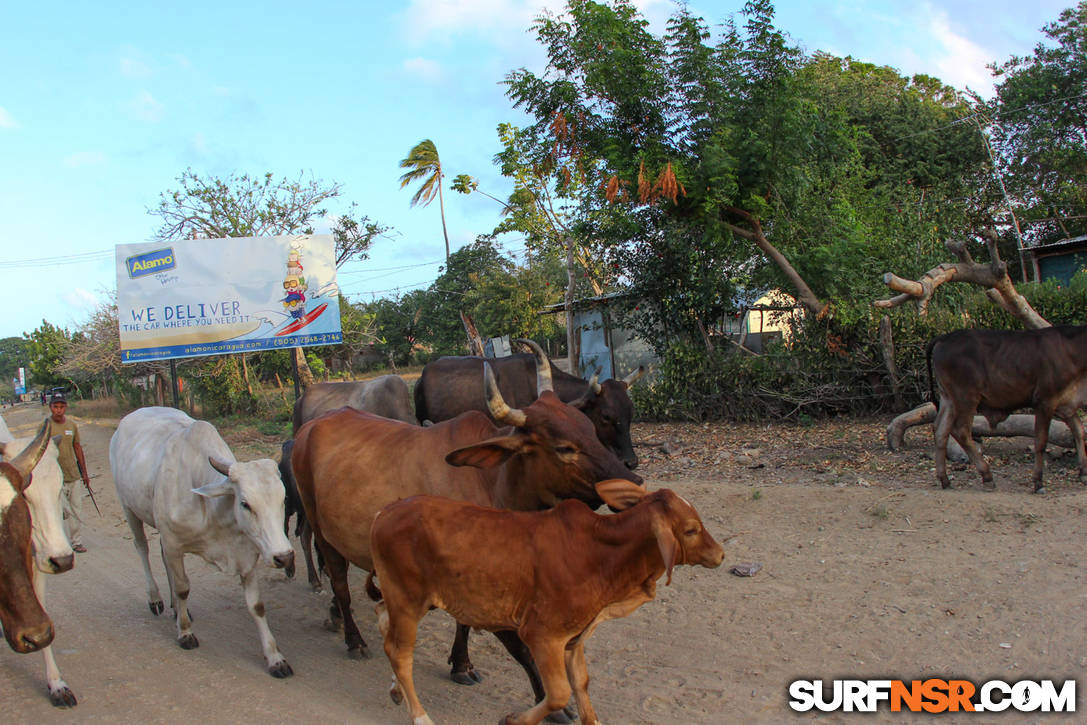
2,403 -> 1085,723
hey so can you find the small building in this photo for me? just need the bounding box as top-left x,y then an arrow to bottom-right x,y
539,290 -> 802,381
1029,235 -> 1087,285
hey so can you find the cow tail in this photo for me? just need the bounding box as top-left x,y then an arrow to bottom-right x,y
365,572 -> 383,602
413,376 -> 428,424
925,338 -> 939,411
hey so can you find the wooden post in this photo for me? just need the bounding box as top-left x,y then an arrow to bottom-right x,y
169,360 -> 180,409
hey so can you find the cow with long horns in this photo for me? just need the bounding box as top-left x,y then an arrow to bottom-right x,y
0,421 -> 55,655
291,344 -> 642,722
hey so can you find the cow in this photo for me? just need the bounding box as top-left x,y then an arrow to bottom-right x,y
291,348 -> 642,723
0,421 -> 54,656
110,407 -> 296,677
284,375 -> 418,592
0,428 -> 77,706
928,325 -> 1087,494
414,339 -> 645,469
368,479 -> 725,725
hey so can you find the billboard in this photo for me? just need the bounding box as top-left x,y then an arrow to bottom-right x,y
116,235 -> 342,363
14,367 -> 25,395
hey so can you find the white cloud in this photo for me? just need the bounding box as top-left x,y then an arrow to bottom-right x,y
925,9 -> 995,96
128,90 -> 164,122
403,56 -> 444,82
189,132 -> 209,156
119,53 -> 151,79
63,151 -> 107,168
0,106 -> 17,129
63,288 -> 99,311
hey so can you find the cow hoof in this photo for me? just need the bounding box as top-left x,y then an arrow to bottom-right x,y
49,685 -> 77,707
545,705 -> 576,723
178,633 -> 199,650
149,600 -> 164,616
310,582 -> 324,594
451,667 -> 483,685
1033,487 -> 1047,495
268,660 -> 294,678
347,644 -> 369,660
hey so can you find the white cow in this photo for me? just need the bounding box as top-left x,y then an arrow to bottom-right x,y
0,426 -> 78,707
110,407 -> 295,677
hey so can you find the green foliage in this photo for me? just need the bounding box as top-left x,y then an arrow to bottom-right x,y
24,320 -> 72,388
187,357 -> 255,417
0,337 -> 29,386
634,271 -> 1087,423
989,2 -> 1087,244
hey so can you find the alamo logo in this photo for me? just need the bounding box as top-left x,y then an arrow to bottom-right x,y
127,248 -> 177,278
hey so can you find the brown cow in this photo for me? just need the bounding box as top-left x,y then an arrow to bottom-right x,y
928,325 -> 1087,493
284,375 -> 418,592
291,356 -> 642,723
0,420 -> 55,654
368,479 -> 724,725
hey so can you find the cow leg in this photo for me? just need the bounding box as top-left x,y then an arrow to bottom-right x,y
240,565 -> 293,678
377,600 -> 434,725
492,630 -> 574,723
33,570 -> 75,707
300,519 -> 322,593
160,542 -> 198,649
564,642 -> 599,725
1031,412 -> 1053,494
503,636 -> 572,725
449,623 -> 484,685
933,401 -> 954,489
122,507 -> 164,615
1059,413 -> 1087,485
319,540 -> 368,658
944,403 -> 993,489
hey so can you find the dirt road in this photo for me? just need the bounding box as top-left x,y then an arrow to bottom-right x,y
3,403 -> 1086,723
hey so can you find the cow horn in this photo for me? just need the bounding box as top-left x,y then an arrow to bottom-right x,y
484,362 -> 527,427
622,365 -> 647,388
569,371 -> 601,410
209,457 -> 233,477
10,419 -> 50,479
513,338 -> 554,394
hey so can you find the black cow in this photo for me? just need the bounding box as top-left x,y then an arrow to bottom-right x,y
927,325 -> 1087,494
415,339 -> 644,469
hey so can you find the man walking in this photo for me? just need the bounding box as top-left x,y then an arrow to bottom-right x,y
46,392 -> 90,553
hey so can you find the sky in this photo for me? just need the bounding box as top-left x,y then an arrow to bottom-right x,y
0,0 -> 1074,340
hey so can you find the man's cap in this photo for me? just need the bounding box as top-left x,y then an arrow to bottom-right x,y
50,392 -> 66,405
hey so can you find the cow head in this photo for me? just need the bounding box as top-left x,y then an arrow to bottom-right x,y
595,479 -> 724,585
0,421 -> 56,653
445,362 -> 643,510
0,436 -> 74,575
568,368 -> 644,470
195,458 -> 295,571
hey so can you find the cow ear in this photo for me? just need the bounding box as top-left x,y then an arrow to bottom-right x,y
595,479 -> 646,510
192,479 -> 234,498
653,520 -> 678,586
446,436 -> 524,469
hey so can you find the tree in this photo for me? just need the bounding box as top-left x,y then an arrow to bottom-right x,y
988,2 -> 1087,245
151,169 -> 341,241
503,0 -> 991,351
24,320 -> 71,389
399,139 -> 451,261
0,337 -> 29,387
332,202 -> 393,267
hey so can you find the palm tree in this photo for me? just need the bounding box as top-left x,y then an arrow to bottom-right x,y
398,139 -> 450,261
